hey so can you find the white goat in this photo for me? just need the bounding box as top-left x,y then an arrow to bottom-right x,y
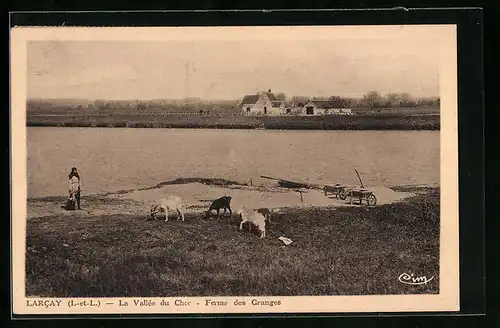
236,208 -> 266,239
149,196 -> 185,222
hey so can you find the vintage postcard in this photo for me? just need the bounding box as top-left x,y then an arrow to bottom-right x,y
11,24 -> 459,315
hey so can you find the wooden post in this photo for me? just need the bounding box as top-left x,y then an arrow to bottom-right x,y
296,190 -> 304,203
354,169 -> 365,189
250,178 -> 253,186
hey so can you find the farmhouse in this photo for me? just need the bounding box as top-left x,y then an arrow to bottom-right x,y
240,90 -> 285,116
301,100 -> 353,116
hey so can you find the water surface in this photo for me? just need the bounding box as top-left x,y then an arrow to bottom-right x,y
27,127 -> 439,198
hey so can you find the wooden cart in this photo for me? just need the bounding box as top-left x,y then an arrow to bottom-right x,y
323,169 -> 378,206
323,184 -> 349,200
345,188 -> 377,206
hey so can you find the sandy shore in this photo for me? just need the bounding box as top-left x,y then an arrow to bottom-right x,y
27,182 -> 417,220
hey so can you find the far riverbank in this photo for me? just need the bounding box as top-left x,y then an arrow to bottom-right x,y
27,114 -> 440,130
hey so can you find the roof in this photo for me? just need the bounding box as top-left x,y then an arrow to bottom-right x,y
265,92 -> 277,101
271,101 -> 283,108
241,94 -> 259,105
309,100 -> 338,108
241,91 -> 278,105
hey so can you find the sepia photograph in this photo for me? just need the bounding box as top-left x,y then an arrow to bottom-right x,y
11,25 -> 459,315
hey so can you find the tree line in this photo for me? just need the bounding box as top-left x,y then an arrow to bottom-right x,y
353,91 -> 440,109
27,90 -> 439,115
287,91 -> 440,109
27,99 -> 240,115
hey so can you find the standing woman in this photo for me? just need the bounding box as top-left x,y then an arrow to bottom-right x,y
68,167 -> 82,210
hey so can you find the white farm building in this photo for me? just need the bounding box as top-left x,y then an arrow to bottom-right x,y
300,100 -> 353,116
240,90 -> 286,116
239,90 -> 353,116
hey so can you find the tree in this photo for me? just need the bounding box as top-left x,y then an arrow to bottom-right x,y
383,93 -> 400,108
328,95 -> 342,104
399,93 -> 417,107
290,96 -> 309,107
362,91 -> 384,108
328,96 -> 352,108
275,92 -> 287,101
417,97 -> 440,107
137,102 -> 146,111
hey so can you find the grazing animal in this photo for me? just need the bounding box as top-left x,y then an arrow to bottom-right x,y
205,196 -> 232,219
256,208 -> 272,223
150,196 -> 185,222
237,208 -> 266,239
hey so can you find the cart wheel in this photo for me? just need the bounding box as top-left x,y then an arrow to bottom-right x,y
346,192 -> 353,204
339,191 -> 347,200
367,194 -> 377,206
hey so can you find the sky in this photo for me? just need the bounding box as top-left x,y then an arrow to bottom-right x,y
27,30 -> 441,101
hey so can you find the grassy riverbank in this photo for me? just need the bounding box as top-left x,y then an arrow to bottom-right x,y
26,187 -> 439,297
27,114 -> 440,130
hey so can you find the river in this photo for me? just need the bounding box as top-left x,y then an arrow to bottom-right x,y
27,127 -> 439,198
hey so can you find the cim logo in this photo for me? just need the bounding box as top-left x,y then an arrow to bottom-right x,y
398,272 -> 434,285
